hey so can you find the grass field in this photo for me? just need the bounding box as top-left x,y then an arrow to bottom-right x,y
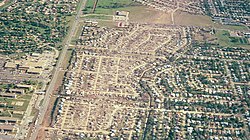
0,97 -> 30,113
214,24 -> 249,31
215,30 -> 249,47
0,83 -> 36,119
84,0 -> 140,15
18,94 -> 32,100
97,20 -> 117,28
83,14 -> 113,20
62,50 -> 73,69
71,22 -> 85,44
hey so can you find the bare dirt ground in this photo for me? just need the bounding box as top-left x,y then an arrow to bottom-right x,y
124,6 -> 212,27
173,10 -> 248,31
126,5 -> 246,30
128,6 -> 172,25
37,96 -> 56,140
36,128 -> 45,140
174,11 -> 213,26
36,51 -> 72,140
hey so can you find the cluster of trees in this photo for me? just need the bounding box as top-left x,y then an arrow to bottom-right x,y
0,1 -> 72,55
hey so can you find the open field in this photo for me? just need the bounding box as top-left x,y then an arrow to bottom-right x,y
96,20 -> 117,28
84,0 -> 138,14
83,14 -> 113,20
0,90 -> 33,119
83,5 -> 172,25
174,11 -> 213,26
174,11 -> 249,31
128,6 -> 172,24
216,30 -> 249,47
83,3 -> 248,32
138,10 -> 248,31
215,24 -> 249,31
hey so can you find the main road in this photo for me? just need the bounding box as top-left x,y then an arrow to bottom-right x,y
29,0 -> 87,139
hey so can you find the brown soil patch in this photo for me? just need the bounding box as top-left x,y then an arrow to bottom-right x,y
36,128 -> 45,140
174,11 -> 213,26
128,6 -> 172,25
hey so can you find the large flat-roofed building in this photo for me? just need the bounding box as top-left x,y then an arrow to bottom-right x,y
0,117 -> 19,124
9,89 -> 25,94
31,53 -> 41,57
25,61 -> 45,68
16,84 -> 33,90
4,62 -> 17,69
113,11 -> 129,22
27,68 -> 42,75
18,64 -> 30,70
0,124 -> 15,132
13,111 -> 24,115
0,93 -> 16,98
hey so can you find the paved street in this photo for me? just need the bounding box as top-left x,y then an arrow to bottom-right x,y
29,0 -> 87,139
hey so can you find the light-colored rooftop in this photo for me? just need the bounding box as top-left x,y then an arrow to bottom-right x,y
4,62 -> 16,69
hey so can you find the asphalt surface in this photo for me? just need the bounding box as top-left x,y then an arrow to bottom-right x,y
29,0 -> 86,139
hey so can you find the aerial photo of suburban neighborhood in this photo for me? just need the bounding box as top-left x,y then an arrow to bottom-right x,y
0,0 -> 249,140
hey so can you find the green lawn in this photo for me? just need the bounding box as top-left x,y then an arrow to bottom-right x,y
84,0 -> 140,15
14,100 -> 29,111
223,25 -> 249,31
84,14 -> 113,20
0,95 -> 31,111
215,24 -> 249,31
215,30 -> 249,47
18,94 -> 32,100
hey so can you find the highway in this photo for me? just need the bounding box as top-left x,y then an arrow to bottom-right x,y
29,0 -> 86,139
